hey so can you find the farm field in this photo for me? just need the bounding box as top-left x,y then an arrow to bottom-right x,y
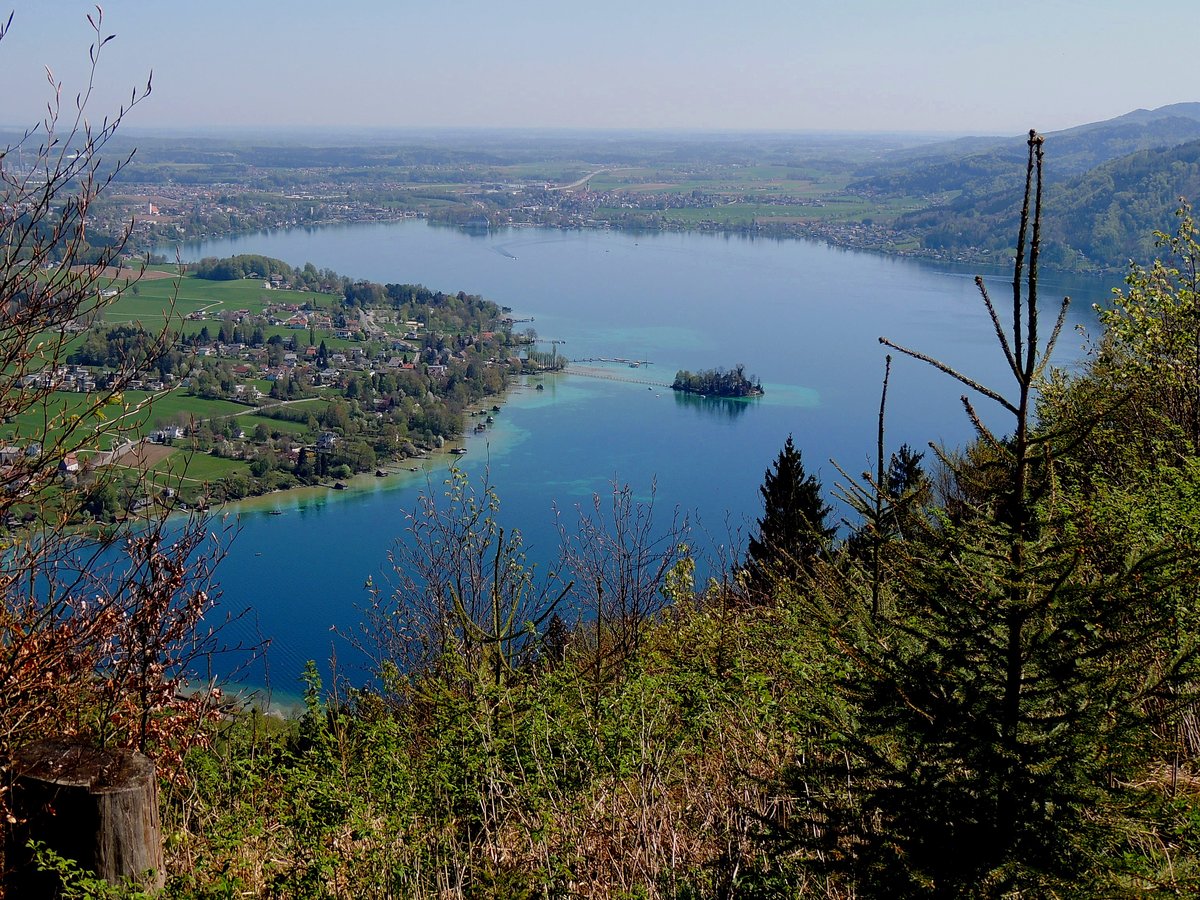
4,390 -> 255,452
105,275 -> 329,322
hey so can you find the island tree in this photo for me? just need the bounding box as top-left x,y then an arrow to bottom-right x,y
672,363 -> 763,397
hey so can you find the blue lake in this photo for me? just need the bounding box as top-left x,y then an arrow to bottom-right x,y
165,222 -> 1112,702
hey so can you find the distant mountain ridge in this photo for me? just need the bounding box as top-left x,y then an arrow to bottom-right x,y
1082,102 -> 1200,128
857,104 -> 1200,269
855,103 -> 1200,189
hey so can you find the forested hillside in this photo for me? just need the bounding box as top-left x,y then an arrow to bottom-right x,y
850,105 -> 1200,268
894,137 -> 1200,268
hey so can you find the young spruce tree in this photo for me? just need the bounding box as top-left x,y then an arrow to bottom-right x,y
746,434 -> 834,594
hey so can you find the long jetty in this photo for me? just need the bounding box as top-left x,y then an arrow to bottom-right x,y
565,361 -> 671,388
571,357 -> 654,366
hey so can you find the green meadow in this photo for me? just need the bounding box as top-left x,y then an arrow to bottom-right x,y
234,413 -> 312,436
3,390 -> 254,451
2,392 -> 122,450
102,274 -> 335,328
141,450 -> 248,484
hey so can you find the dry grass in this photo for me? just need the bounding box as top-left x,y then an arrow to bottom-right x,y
112,441 -> 176,469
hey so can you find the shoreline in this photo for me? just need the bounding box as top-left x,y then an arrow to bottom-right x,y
213,379 -> 540,519
149,212 -> 1122,279
218,460 -> 442,518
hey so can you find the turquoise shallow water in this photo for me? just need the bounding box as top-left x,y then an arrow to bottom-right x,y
165,222 -> 1112,702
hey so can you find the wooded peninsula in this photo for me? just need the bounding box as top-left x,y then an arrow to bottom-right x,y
1,253 -> 567,523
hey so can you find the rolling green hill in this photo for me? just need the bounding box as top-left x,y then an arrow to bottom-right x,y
842,104 -> 1200,269
893,136 -> 1200,269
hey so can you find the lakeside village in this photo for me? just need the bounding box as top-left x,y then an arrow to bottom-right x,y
2,253 -> 763,529
0,255 -> 568,527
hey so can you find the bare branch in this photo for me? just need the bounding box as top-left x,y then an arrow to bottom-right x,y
878,336 -> 1018,415
1035,296 -> 1072,382
976,275 -> 1020,379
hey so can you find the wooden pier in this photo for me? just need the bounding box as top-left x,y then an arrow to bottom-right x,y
565,364 -> 671,388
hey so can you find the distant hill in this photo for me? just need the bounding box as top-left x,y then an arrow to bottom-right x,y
849,104 -> 1200,269
1045,138 -> 1200,264
892,137 -> 1200,270
852,103 -> 1200,198
1040,103 -> 1200,174
1076,102 -> 1200,129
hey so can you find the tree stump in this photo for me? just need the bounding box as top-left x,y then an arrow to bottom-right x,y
5,740 -> 165,897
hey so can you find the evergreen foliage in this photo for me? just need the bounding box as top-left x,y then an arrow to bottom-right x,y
672,363 -> 763,397
746,435 -> 834,591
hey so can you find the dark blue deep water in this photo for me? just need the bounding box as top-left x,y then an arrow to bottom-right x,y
165,222 -> 1110,702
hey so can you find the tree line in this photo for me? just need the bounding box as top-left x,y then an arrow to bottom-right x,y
672,363 -> 763,397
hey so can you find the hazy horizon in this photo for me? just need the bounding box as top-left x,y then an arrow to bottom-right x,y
0,1 -> 1192,137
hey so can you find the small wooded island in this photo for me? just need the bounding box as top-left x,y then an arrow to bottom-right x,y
672,364 -> 764,398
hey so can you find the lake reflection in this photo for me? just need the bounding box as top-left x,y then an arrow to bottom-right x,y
671,391 -> 760,420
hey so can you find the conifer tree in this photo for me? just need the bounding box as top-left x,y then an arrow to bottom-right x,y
746,435 -> 833,591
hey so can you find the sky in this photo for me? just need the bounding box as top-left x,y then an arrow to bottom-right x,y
0,0 -> 1192,136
